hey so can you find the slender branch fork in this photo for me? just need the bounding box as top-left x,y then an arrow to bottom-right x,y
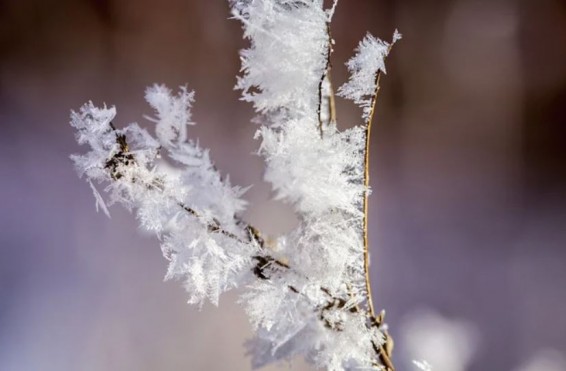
316,25 -> 393,334
362,69 -> 396,371
362,69 -> 382,320
360,38 -> 398,369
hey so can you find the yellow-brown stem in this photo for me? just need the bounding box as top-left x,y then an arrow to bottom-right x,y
362,70 -> 382,319
327,69 -> 337,124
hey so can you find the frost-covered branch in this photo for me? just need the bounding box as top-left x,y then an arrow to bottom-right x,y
337,31 -> 402,309
71,1 -> 401,370
71,95 -> 385,368
71,91 -> 254,306
335,31 -> 401,369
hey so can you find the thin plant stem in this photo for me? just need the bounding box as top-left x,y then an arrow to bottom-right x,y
361,42 -> 397,370
362,70 -> 382,319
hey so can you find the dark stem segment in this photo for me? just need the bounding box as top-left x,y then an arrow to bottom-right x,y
317,23 -> 335,137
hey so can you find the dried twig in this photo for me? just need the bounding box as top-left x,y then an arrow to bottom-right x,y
362,69 -> 383,320
361,42 -> 397,370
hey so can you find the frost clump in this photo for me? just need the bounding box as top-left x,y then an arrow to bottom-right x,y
258,122 -> 366,216
233,0 -> 329,121
338,30 -> 401,120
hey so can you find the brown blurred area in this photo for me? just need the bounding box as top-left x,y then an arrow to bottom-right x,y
0,1 -> 565,370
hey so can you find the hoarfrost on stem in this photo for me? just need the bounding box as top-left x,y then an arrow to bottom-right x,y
70,0 -> 400,369
71,89 -> 253,307
232,0 -> 331,122
338,30 -> 401,121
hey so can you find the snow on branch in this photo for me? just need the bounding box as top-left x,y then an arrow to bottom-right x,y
257,121 -> 366,216
70,1 -> 401,370
233,0 -> 331,122
338,30 -> 401,121
71,91 -> 254,306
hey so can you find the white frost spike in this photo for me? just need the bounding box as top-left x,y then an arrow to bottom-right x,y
392,28 -> 403,44
338,30 -> 401,120
144,84 -> 195,148
326,0 -> 338,20
88,181 -> 110,218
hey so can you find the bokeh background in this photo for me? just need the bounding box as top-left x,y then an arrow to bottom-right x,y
1,0 -> 565,370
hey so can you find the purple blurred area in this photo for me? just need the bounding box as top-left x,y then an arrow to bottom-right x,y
1,1 -> 565,370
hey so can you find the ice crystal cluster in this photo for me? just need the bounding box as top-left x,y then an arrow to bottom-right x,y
70,1 -> 399,370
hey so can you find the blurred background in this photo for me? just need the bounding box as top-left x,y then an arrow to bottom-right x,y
1,0 -> 565,370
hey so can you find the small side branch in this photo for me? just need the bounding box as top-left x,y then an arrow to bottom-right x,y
361,39 -> 398,370
362,69 -> 383,320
